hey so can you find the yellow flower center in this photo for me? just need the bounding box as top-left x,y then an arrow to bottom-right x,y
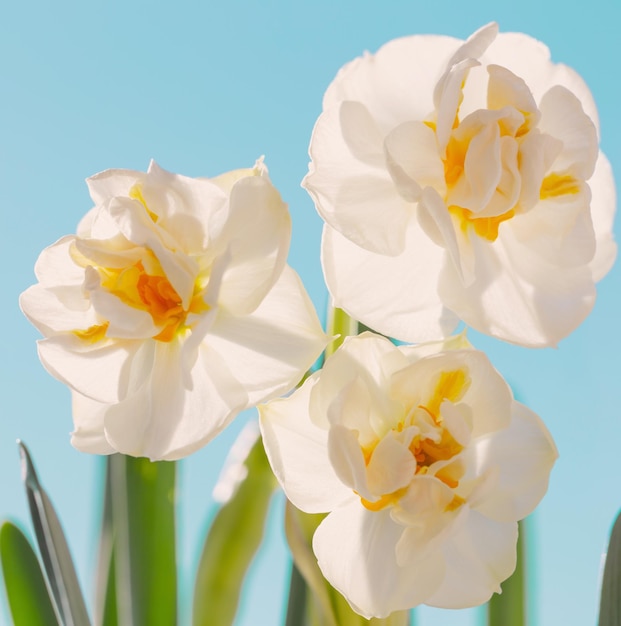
360,369 -> 470,512
74,254 -> 209,344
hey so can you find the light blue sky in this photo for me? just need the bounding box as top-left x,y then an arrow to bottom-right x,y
1,1 -> 620,625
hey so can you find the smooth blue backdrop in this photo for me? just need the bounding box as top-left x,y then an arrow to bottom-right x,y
1,1 -> 620,625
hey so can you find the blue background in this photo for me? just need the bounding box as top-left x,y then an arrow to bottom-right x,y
1,1 -> 620,624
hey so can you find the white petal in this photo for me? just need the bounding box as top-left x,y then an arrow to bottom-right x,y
482,32 -> 600,133
366,434 -> 416,495
102,340 -> 248,460
322,224 -> 458,343
70,392 -> 116,454
538,86 -> 598,179
426,510 -> 517,608
468,402 -> 558,522
259,376 -> 352,513
37,336 -> 143,403
87,167 -> 146,206
384,121 -> 446,201
216,175 -> 291,315
323,35 -> 461,131
328,424 -> 374,500
20,283 -> 97,336
314,501 -> 445,618
588,152 -> 617,281
311,332 -> 406,431
208,265 -> 328,406
142,161 -> 228,254
304,101 -> 410,256
438,233 -> 595,347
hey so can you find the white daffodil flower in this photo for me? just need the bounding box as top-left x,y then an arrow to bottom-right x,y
260,332 -> 557,617
21,160 -> 328,460
304,22 -> 616,346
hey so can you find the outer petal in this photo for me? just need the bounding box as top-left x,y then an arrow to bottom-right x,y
208,265 -> 328,406
426,510 -> 517,608
439,232 -> 595,347
481,32 -> 600,133
313,501 -> 445,618
216,174 -> 292,315
323,34 -> 461,131
588,152 -> 618,281
322,224 -> 459,342
70,392 -> 116,454
468,402 -> 558,522
258,376 -> 353,513
102,340 -> 248,460
37,336 -> 144,404
304,101 -> 409,256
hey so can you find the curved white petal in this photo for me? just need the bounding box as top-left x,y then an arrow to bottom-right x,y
20,283 -> 98,336
323,35 -> 461,132
208,266 -> 328,406
304,101 -> 409,256
482,32 -> 600,132
468,402 -> 558,522
439,232 -> 595,347
70,392 -> 116,454
314,501 -> 446,618
259,376 -> 352,513
322,224 -> 459,342
216,175 -> 291,315
426,510 -> 517,608
37,336 -> 143,403
103,340 -> 248,460
589,152 -> 618,281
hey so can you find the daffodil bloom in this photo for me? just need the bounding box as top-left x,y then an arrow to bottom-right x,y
21,160 -> 328,460
304,22 -> 616,346
260,332 -> 557,617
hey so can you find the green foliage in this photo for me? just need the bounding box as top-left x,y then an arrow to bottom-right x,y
18,442 -> 91,626
192,435 -> 278,626
0,521 -> 60,626
598,509 -> 621,626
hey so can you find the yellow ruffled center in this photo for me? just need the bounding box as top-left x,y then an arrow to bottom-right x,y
360,369 -> 470,512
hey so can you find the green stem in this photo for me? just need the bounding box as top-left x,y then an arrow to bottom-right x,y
487,518 -> 527,626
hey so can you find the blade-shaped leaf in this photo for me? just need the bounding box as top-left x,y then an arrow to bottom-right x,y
192,431 -> 278,626
598,509 -> 621,626
18,441 -> 91,626
0,521 -> 60,626
487,518 -> 527,626
109,454 -> 177,626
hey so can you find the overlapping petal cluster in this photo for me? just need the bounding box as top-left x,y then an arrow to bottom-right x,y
304,22 -> 616,346
20,160 -> 327,460
260,332 -> 557,617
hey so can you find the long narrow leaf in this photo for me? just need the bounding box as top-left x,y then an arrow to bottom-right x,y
0,521 -> 60,626
18,441 -> 91,626
192,431 -> 278,626
109,454 -> 177,626
487,518 -> 527,626
598,509 -> 621,625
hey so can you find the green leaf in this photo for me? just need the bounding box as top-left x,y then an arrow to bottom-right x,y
18,441 -> 91,626
487,518 -> 527,626
0,521 -> 60,626
598,509 -> 621,625
109,454 -> 177,626
192,432 -> 278,626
